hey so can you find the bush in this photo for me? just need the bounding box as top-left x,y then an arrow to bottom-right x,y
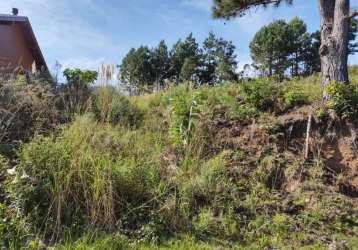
326,81 -> 358,122
240,78 -> 283,111
0,76 -> 59,156
58,68 -> 98,120
283,90 -> 309,108
92,86 -> 143,128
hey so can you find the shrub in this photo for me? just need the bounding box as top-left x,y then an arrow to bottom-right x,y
284,90 -> 309,108
240,78 -> 283,111
326,81 -> 358,122
58,68 -> 98,121
92,86 -> 143,128
0,76 -> 59,156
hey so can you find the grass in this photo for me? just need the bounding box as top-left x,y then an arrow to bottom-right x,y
1,70 -> 358,249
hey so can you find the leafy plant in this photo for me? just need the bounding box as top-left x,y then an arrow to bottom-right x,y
170,88 -> 206,147
326,81 -> 358,122
240,78 -> 283,111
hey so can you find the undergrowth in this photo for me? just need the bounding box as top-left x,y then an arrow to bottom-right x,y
1,70 -> 358,249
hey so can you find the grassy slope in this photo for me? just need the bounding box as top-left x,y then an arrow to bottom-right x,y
1,69 -> 358,250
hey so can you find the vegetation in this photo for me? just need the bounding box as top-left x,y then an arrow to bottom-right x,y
212,0 -> 356,99
1,1 -> 358,248
250,17 -> 358,79
1,66 -> 358,249
119,32 -> 238,92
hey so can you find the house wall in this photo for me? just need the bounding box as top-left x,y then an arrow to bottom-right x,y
0,22 -> 36,73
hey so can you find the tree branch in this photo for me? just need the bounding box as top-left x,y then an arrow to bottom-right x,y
350,10 -> 358,19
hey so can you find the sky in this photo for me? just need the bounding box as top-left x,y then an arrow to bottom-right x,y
1,0 -> 357,74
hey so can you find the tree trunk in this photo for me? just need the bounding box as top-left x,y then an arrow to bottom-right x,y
318,0 -> 350,100
318,0 -> 358,148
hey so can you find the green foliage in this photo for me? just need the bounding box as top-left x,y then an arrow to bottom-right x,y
60,68 -> 98,119
287,17 -> 312,77
326,82 -> 358,122
349,18 -> 358,54
170,33 -> 201,84
201,32 -> 238,84
152,40 -> 171,88
2,71 -> 358,249
212,0 -> 293,19
119,32 -> 238,88
5,115 -> 162,237
92,86 -> 143,127
250,19 -> 290,79
0,202 -> 33,250
169,87 -> 205,147
119,46 -> 155,90
180,57 -> 197,82
240,78 -> 283,111
283,90 -> 309,108
63,68 -> 98,86
250,17 -> 358,79
58,233 -> 130,250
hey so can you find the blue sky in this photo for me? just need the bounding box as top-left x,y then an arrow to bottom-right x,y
1,0 -> 357,74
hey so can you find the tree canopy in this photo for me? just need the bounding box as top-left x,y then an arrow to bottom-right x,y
250,17 -> 358,79
119,32 -> 239,89
212,0 -> 293,19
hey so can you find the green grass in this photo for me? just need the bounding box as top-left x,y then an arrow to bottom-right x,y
1,71 -> 358,249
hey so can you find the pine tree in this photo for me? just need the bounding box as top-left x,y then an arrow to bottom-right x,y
152,40 -> 170,90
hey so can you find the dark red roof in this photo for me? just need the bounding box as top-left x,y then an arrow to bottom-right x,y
0,14 -> 47,71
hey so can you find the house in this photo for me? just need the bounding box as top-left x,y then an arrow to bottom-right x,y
0,8 -> 47,73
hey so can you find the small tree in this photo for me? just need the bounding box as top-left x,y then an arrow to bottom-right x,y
62,68 -> 97,118
180,57 -> 198,85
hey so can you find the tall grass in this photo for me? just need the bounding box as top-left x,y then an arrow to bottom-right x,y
2,70 -> 358,249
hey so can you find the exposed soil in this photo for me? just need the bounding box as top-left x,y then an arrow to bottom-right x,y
279,106 -> 358,198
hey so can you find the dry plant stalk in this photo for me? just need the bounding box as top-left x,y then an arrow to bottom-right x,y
304,111 -> 313,160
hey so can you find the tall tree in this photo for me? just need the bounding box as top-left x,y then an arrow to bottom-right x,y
212,0 -> 355,96
180,57 -> 197,83
249,20 -> 289,79
119,46 -> 154,89
201,32 -> 238,84
215,35 -> 238,82
348,18 -> 358,54
170,33 -> 201,84
201,32 -> 218,84
152,40 -> 170,90
303,19 -> 358,75
287,17 -> 311,77
302,31 -> 321,75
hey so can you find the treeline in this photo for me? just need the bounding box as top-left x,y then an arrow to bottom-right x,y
119,32 -> 238,90
250,17 -> 358,79
119,17 -> 358,90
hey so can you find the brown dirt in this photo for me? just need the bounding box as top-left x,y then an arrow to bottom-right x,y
279,106 -> 358,198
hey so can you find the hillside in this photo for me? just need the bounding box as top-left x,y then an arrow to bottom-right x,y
1,69 -> 358,249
